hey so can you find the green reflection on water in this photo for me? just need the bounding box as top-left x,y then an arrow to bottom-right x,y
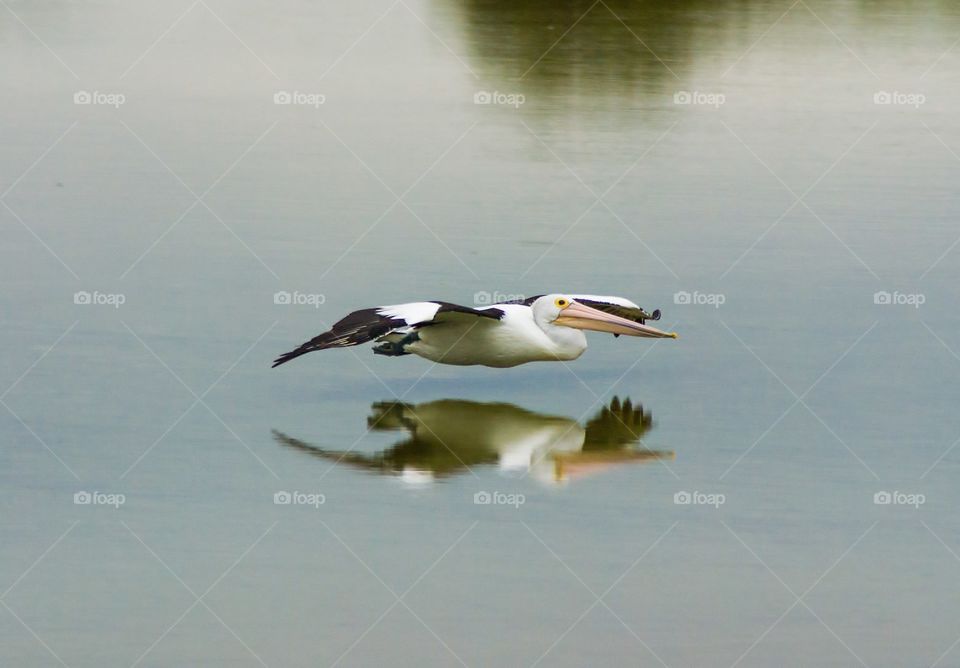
273,397 -> 673,483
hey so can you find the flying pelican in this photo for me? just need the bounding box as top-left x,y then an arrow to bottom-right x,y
272,294 -> 677,368
272,397 -> 674,484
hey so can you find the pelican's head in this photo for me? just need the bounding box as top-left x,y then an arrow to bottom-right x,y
534,294 -> 678,339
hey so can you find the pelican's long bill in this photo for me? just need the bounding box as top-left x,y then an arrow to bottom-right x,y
555,301 -> 678,339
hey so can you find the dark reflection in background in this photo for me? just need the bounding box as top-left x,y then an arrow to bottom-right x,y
436,0 -> 958,117
438,0 -> 748,109
274,397 -> 673,483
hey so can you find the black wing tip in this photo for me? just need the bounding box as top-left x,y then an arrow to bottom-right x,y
272,349 -> 307,368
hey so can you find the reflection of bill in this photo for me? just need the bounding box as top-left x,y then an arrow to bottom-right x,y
273,397 -> 673,484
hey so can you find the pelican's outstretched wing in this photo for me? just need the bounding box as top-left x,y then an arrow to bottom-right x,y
272,301 -> 504,367
582,396 -> 654,450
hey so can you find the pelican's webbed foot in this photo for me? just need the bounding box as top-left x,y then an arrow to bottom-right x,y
373,331 -> 419,356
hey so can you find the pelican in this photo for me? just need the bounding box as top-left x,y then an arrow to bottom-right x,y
272,397 -> 674,484
272,294 -> 677,368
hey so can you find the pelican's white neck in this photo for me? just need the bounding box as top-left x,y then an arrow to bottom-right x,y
535,312 -> 588,360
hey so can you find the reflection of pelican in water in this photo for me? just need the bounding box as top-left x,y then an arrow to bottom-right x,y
272,397 -> 673,484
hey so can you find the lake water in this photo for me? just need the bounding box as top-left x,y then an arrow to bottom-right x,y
2,0 -> 960,665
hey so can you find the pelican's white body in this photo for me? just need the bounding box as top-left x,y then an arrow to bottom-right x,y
386,400 -> 586,483
405,303 -> 588,367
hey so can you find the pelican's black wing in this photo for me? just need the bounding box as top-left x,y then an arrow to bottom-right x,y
272,301 -> 504,367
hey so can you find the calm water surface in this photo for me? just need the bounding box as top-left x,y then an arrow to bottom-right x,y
2,0 -> 960,666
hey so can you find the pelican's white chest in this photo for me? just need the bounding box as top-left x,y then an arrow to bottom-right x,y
410,304 -> 587,367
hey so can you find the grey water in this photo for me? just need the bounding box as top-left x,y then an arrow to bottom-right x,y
2,0 -> 960,665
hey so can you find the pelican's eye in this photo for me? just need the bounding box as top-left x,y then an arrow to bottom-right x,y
554,297 -> 569,309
